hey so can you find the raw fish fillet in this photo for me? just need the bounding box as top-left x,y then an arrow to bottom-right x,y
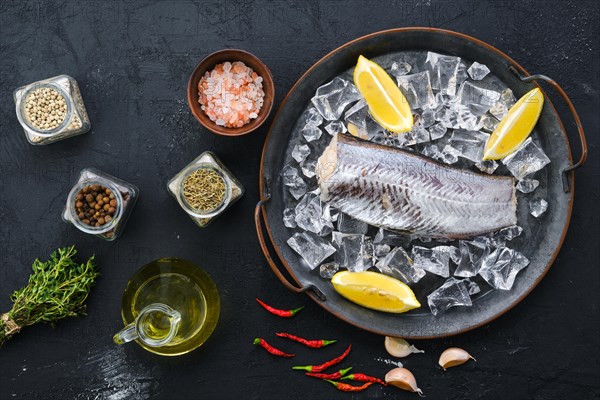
316,133 -> 516,238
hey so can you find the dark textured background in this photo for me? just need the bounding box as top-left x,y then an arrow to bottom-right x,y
0,1 -> 598,399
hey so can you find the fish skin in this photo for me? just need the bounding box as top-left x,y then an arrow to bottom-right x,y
317,133 -> 517,239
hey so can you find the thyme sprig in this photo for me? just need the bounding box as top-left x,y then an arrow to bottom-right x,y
0,246 -> 98,347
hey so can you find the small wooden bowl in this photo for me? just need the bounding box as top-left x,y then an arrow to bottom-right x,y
187,49 -> 275,136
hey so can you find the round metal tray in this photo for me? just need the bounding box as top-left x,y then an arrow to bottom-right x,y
255,28 -> 587,338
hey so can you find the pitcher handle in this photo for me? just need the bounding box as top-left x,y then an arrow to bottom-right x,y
113,322 -> 139,344
113,303 -> 181,347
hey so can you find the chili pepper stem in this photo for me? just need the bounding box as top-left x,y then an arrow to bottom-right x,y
290,306 -> 304,316
339,367 -> 353,377
253,338 -> 261,345
322,339 -> 337,346
292,365 -> 312,372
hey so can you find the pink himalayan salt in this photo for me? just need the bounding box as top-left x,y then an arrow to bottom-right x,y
198,61 -> 265,128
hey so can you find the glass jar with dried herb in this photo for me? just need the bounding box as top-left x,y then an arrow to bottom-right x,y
62,168 -> 139,241
14,75 -> 91,145
168,151 -> 244,227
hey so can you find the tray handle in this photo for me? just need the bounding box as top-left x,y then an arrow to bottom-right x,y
255,178 -> 326,301
509,66 -> 588,192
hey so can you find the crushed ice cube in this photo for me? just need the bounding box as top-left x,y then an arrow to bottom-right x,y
485,225 -> 523,247
516,179 -> 540,193
529,198 -> 548,218
454,240 -> 490,278
479,247 -> 529,290
311,77 -> 361,121
302,107 -> 324,127
376,247 -> 425,284
294,192 -> 333,236
411,246 -> 453,278
436,107 -> 461,129
374,244 -> 391,259
337,212 -> 368,234
427,277 -> 472,316
438,245 -> 461,264
502,137 -> 551,180
431,55 -> 462,96
396,130 -> 417,146
319,262 -> 340,279
480,114 -> 500,132
462,279 -> 481,295
334,234 -> 373,272
283,208 -> 296,228
374,228 -> 414,247
499,88 -> 516,107
434,92 -> 453,108
408,125 -> 430,144
397,71 -> 435,110
440,145 -> 460,164
428,122 -> 447,140
325,120 -> 347,136
456,105 -> 484,131
420,108 -> 435,128
449,129 -> 489,162
287,232 -> 336,270
301,124 -> 323,142
497,225 -> 523,241
457,81 -> 501,115
475,160 -> 499,174
344,99 -> 368,133
301,159 -> 317,178
421,143 -> 441,159
489,102 -> 508,120
467,62 -> 491,80
365,117 -> 389,142
282,165 -> 307,199
390,61 -> 412,77
292,144 -> 310,163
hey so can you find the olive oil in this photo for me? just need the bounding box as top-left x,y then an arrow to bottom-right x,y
121,258 -> 220,356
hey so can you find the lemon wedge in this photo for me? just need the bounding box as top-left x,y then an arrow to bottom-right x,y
331,271 -> 421,313
483,87 -> 544,160
353,55 -> 413,132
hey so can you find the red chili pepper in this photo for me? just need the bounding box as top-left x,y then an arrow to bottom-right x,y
276,332 -> 337,348
342,373 -> 387,385
256,298 -> 304,317
292,344 -> 352,372
253,338 -> 294,357
305,367 -> 352,380
324,380 -> 373,392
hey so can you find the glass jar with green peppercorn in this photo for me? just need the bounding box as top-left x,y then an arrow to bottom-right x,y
167,152 -> 244,228
14,75 -> 91,145
62,168 -> 139,241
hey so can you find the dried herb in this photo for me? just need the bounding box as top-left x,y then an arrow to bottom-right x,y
0,246 -> 98,347
182,168 -> 226,211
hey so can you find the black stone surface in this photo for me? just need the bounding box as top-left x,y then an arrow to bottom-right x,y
0,1 -> 598,399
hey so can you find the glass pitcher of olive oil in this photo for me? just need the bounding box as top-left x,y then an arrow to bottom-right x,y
113,258 -> 220,356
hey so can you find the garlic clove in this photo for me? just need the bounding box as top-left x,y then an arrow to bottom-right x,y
438,347 -> 476,370
385,336 -> 425,358
384,367 -> 424,396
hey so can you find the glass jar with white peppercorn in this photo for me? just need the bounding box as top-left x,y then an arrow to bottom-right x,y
14,75 -> 91,145
62,168 -> 139,241
167,151 -> 244,228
